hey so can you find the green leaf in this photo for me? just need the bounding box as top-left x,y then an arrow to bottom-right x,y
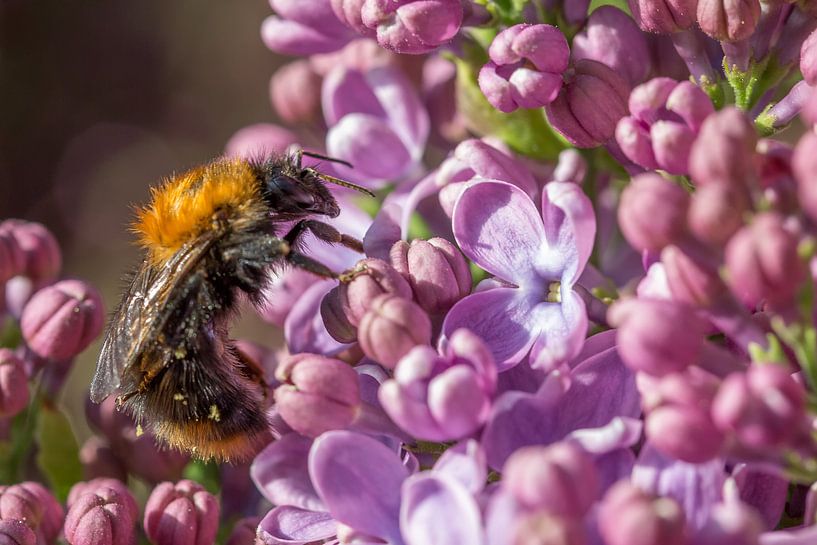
35,404 -> 82,502
454,57 -> 566,161
182,459 -> 221,495
588,0 -> 631,15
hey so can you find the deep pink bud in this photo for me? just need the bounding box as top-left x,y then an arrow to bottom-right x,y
628,0 -> 697,33
802,29 -> 817,86
144,480 -> 219,545
225,517 -> 260,545
689,107 -> 758,189
274,353 -> 360,437
724,213 -> 805,308
0,230 -> 24,284
331,0 -> 373,36
0,482 -> 64,545
64,486 -> 138,545
337,258 -> 413,326
697,0 -> 761,42
270,60 -> 322,124
504,443 -> 599,518
792,131 -> 817,222
389,238 -> 471,314
598,482 -> 687,545
712,365 -> 806,450
546,60 -> 630,148
688,184 -> 748,246
20,279 -> 104,360
608,298 -> 705,376
262,0 -> 355,55
320,286 -> 358,343
0,220 -> 61,283
360,0 -> 463,54
0,349 -> 29,417
661,245 -> 723,307
67,479 -> 133,513
695,500 -> 764,545
478,24 -> 569,113
358,294 -> 431,368
0,520 -> 36,545
618,173 -> 690,253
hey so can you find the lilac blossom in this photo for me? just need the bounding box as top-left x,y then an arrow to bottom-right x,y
442,179 -> 596,371
262,0 -> 356,55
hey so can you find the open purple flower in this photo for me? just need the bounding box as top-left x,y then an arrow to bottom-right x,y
442,179 -> 596,371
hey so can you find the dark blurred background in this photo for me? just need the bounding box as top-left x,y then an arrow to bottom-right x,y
0,0 -> 284,434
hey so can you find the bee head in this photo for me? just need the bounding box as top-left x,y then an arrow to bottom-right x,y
261,166 -> 340,219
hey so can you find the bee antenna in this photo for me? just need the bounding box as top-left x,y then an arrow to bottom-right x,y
301,150 -> 354,169
317,174 -> 376,197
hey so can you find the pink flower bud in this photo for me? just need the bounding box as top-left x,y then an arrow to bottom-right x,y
661,245 -> 724,308
331,0 -> 373,36
338,258 -> 413,326
0,349 -> 29,417
628,0 -> 697,33
478,24 -> 569,113
20,279 -> 104,361
792,131 -> 817,223
688,184 -> 748,246
270,60 -> 322,124
225,517 -> 260,545
68,479 -> 135,515
0,520 -> 36,545
618,173 -> 689,253
144,480 -> 219,545
598,482 -> 687,545
0,482 -> 64,545
389,238 -> 471,314
0,230 -> 24,285
697,0 -> 761,42
689,107 -> 757,189
320,286 -> 358,343
546,60 -> 630,148
724,213 -> 805,308
696,500 -> 764,545
360,0 -> 463,54
358,294 -> 431,368
274,353 -> 360,437
712,365 -> 806,451
79,438 -> 128,482
608,298 -> 705,376
118,430 -> 189,485
0,220 -> 61,283
504,443 -> 598,518
802,29 -> 817,86
64,486 -> 138,545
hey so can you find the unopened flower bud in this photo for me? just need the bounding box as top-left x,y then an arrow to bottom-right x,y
68,479 -> 135,515
688,184 -> 748,246
274,353 -> 360,437
20,279 -> 104,361
697,0 -> 761,42
598,482 -> 687,545
628,0 -> 697,33
478,24 -> 569,113
696,500 -> 764,545
0,349 -> 29,417
64,486 -> 137,545
546,60 -> 630,148
661,245 -> 723,308
320,286 -> 358,343
792,131 -> 817,222
689,107 -> 757,189
724,213 -> 805,308
358,294 -> 431,368
552,149 -> 587,184
78,437 -> 127,482
389,238 -> 471,314
338,258 -> 413,326
0,520 -> 36,545
225,517 -> 260,545
802,29 -> 817,86
144,480 -> 219,545
0,220 -> 61,283
360,0 -> 463,54
0,482 -> 64,545
0,230 -> 24,285
713,365 -> 806,451
618,173 -> 689,253
270,60 -> 322,124
608,298 -> 704,376
504,443 -> 598,518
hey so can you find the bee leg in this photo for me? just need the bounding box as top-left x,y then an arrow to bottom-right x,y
287,252 -> 338,279
284,220 -> 364,254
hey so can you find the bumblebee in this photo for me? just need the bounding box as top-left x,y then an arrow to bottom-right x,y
90,151 -> 370,461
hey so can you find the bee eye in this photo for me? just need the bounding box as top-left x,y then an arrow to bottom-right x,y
267,175 -> 315,209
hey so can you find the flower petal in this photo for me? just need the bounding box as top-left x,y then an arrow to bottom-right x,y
567,416 -> 643,454
442,288 -> 539,370
733,464 -> 788,530
400,474 -> 485,545
326,114 -> 413,182
322,68 -> 386,126
262,16 -> 350,56
363,203 -> 403,261
309,431 -> 407,544
760,526 -> 817,545
257,506 -> 337,545
285,280 -> 350,356
528,290 -> 588,370
251,434 -> 324,512
452,180 -> 546,285
433,440 -> 487,495
366,67 -> 430,160
540,181 -> 596,285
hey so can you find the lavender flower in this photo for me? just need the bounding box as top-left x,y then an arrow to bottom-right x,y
262,0 -> 355,55
358,0 -> 463,54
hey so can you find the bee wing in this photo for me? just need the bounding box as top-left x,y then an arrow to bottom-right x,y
90,235 -> 218,403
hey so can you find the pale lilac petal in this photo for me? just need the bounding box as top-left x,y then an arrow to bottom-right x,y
309,431 -> 408,544
540,181 -> 596,285
428,366 -> 490,438
761,526 -> 817,545
595,448 -> 637,495
508,69 -> 563,108
632,442 -> 726,532
285,280 -> 350,356
400,474 -> 485,545
257,506 -> 337,545
567,417 -> 643,453
363,203 -> 403,260
367,67 -> 430,160
270,0 -> 350,37
322,68 -> 386,126
570,329 -> 617,367
251,434 -> 324,511
326,114 -> 413,181
262,16 -> 350,55
378,380 -> 448,441
733,464 -> 788,530
528,290 -> 588,370
478,63 -> 516,113
452,180 -> 545,285
441,288 -> 539,370
484,491 -> 519,545
433,440 -> 487,495
452,140 -> 537,199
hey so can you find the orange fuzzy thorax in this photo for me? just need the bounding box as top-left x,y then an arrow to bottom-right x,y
134,158 -> 263,265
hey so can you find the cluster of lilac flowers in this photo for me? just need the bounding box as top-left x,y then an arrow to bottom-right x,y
5,0 -> 817,544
